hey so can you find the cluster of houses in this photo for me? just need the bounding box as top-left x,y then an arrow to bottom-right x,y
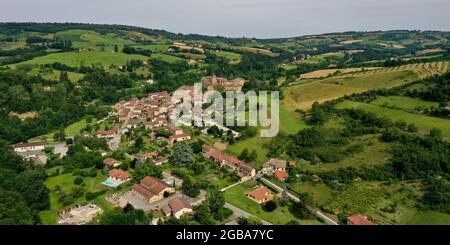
135,151 -> 168,165
261,158 -> 296,181
113,91 -> 174,132
105,90 -> 192,145
96,127 -> 119,139
201,74 -> 245,91
131,176 -> 193,219
132,176 -> 176,203
202,144 -> 256,181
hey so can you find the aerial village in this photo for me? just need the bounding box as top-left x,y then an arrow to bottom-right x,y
11,74 -> 372,226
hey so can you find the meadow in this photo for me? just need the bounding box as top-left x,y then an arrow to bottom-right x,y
284,61 -> 449,111
56,29 -> 135,52
299,134 -> 391,172
370,96 -> 439,112
214,51 -> 242,64
335,100 -> 450,139
16,51 -> 148,67
283,70 -> 417,110
33,118 -> 95,142
227,134 -> 271,167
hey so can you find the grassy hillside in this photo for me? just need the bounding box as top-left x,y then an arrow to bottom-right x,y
283,61 -> 449,110
15,51 -> 148,67
335,100 -> 450,139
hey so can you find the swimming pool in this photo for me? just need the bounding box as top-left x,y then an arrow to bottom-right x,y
102,181 -> 114,186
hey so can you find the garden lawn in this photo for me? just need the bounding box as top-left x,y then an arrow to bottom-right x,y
39,170 -> 110,224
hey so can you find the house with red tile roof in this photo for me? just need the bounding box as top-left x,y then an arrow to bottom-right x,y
132,176 -> 175,203
262,158 -> 287,174
103,158 -> 122,167
247,187 -> 273,204
273,170 -> 289,181
168,133 -> 191,145
135,151 -> 158,162
203,145 -> 256,180
109,169 -> 130,181
347,214 -> 374,225
96,128 -> 119,138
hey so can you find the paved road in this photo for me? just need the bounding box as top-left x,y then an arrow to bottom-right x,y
224,202 -> 273,225
260,177 -> 339,225
108,105 -> 135,150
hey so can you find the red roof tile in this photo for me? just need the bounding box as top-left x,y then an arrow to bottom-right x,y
347,214 -> 374,225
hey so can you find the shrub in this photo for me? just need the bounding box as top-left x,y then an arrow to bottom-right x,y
73,177 -> 83,185
263,200 -> 277,212
85,190 -> 107,201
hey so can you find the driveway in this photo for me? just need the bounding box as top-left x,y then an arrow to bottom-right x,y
162,171 -> 183,188
53,143 -> 68,157
119,190 -> 206,211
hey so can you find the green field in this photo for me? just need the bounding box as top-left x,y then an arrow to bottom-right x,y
56,29 -> 135,52
279,108 -> 310,134
227,135 -> 271,167
135,44 -> 170,53
16,51 -> 148,67
215,51 -> 242,63
224,183 -> 322,225
288,182 -> 333,206
299,134 -> 391,172
151,53 -> 185,63
283,61 -> 449,111
335,100 -> 450,139
24,67 -> 84,81
33,118 -> 94,141
403,210 -> 450,225
283,70 -> 417,110
227,107 -> 309,167
231,46 -> 278,57
370,96 -> 439,112
39,171 -> 110,224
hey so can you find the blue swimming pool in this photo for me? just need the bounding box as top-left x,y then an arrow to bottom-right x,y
102,181 -> 114,186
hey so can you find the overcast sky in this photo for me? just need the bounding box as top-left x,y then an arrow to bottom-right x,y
1,0 -> 450,38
